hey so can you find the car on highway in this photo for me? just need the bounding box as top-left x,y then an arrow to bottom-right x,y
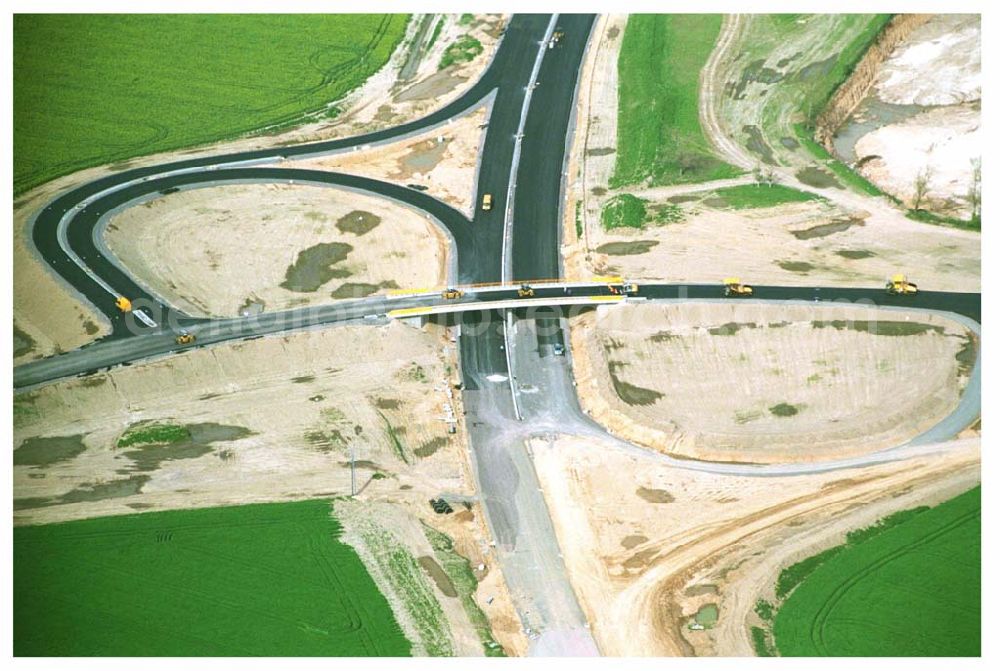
481,193 -> 493,211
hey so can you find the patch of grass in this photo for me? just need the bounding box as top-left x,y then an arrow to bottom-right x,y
906,208 -> 980,232
14,323 -> 36,358
14,15 -> 409,194
793,123 -> 891,198
601,193 -> 647,230
574,200 -> 583,237
776,546 -> 844,600
772,487 -> 980,656
613,15 -> 742,187
710,184 -> 822,209
14,500 -> 410,655
650,202 -> 685,224
768,402 -> 799,417
359,521 -> 451,655
439,35 -> 483,69
117,423 -> 190,448
424,525 -> 505,656
426,17 -> 445,50
377,411 -> 411,465
754,598 -> 774,621
414,437 -> 448,459
751,626 -> 775,656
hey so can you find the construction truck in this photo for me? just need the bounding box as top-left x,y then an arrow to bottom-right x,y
175,330 -> 196,346
481,193 -> 493,211
115,296 -> 132,312
723,278 -> 754,297
549,30 -> 564,48
442,288 -> 463,300
623,282 -> 638,295
517,284 -> 535,298
886,274 -> 918,295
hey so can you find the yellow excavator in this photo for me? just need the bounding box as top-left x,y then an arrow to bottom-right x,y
886,273 -> 918,295
115,296 -> 132,312
723,278 -> 754,297
175,330 -> 196,346
442,288 -> 463,300
517,284 -> 535,297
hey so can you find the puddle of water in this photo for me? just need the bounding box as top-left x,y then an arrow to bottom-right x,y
832,95 -> 928,163
15,435 -> 87,467
281,242 -> 354,292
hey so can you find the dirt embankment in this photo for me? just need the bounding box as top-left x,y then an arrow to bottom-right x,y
813,14 -> 932,151
531,432 -> 979,655
104,183 -> 448,318
845,15 -> 982,217
570,302 -> 974,464
13,320 -> 527,655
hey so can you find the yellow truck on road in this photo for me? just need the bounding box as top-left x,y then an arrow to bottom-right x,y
886,274 -> 918,295
723,278 -> 754,297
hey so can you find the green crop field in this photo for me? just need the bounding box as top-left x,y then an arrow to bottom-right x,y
772,486 -> 981,657
612,15 -> 743,188
14,499 -> 411,656
13,14 -> 409,194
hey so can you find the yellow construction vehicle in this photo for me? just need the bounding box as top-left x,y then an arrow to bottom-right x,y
481,193 -> 493,211
115,296 -> 132,312
886,273 -> 918,295
723,278 -> 754,297
623,283 -> 638,295
175,331 -> 196,346
517,284 -> 535,297
442,288 -> 463,300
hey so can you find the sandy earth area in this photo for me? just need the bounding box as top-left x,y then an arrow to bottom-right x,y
13,320 -> 527,655
104,183 -> 448,318
569,302 -> 973,464
13,15 -> 503,360
852,15 -> 981,216
565,15 -> 628,256
531,431 -> 980,656
575,196 -> 980,292
292,105 -> 487,218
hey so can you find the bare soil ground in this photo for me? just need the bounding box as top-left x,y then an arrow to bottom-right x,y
531,431 -> 979,655
570,302 -> 973,464
575,195 -> 980,292
293,105 -> 487,218
12,15 -> 503,359
852,15 -> 981,216
13,320 -> 526,655
104,183 -> 448,317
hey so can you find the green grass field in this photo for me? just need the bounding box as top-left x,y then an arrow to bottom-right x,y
710,183 -> 823,209
612,15 -> 743,188
14,14 -> 409,194
772,486 -> 981,657
14,499 -> 411,656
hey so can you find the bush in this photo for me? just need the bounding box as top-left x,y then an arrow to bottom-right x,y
601,194 -> 647,230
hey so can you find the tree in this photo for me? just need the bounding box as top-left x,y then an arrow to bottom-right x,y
967,157 -> 982,225
912,165 -> 933,211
